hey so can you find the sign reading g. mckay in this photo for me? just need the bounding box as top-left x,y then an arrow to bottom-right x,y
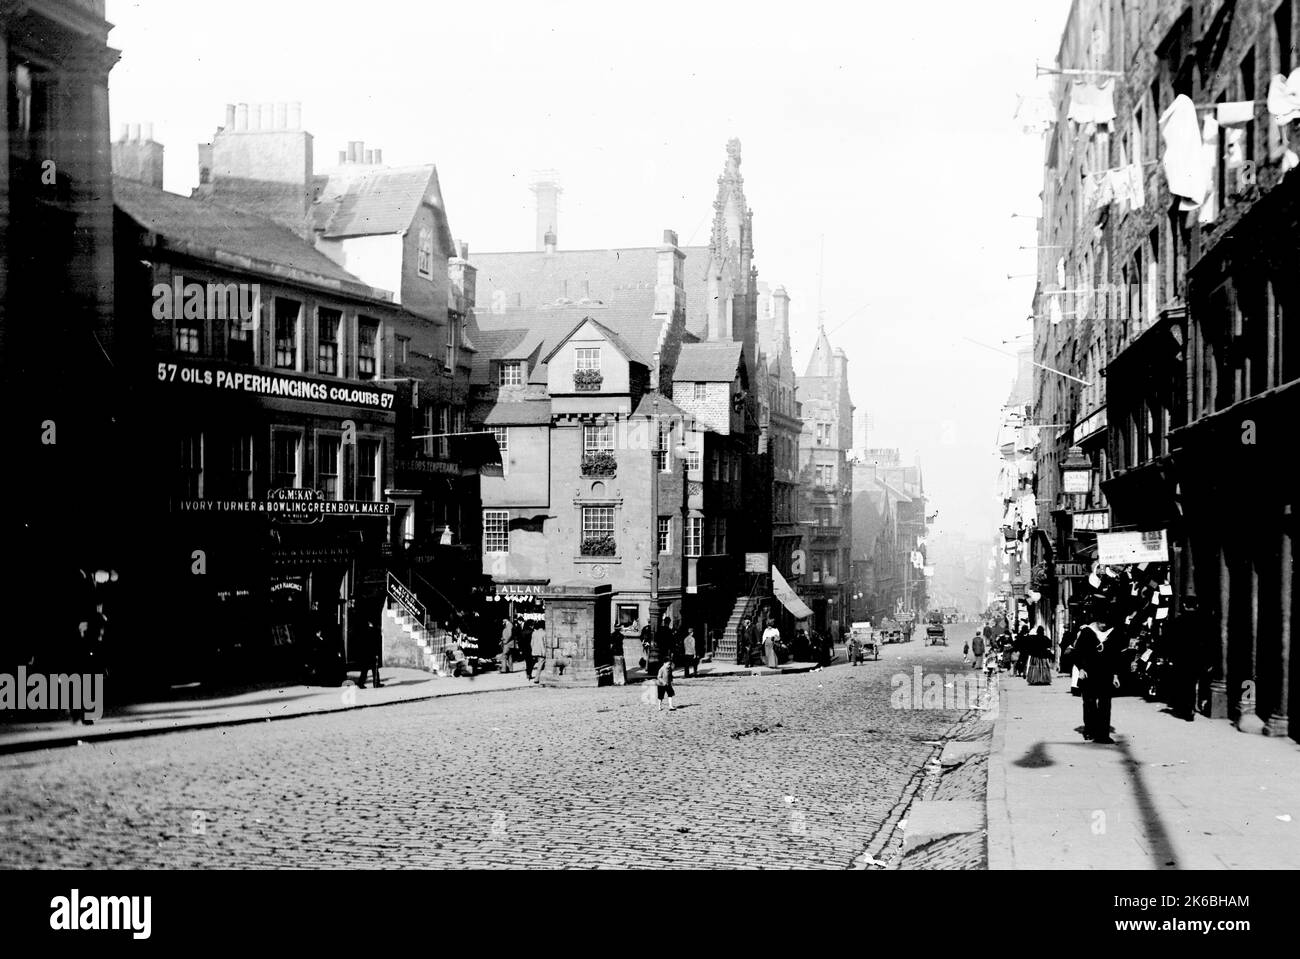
156,358 -> 395,411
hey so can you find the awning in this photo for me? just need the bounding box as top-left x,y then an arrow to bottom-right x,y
771,566 -> 813,620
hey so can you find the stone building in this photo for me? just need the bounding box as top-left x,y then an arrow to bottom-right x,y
470,141 -> 800,657
796,326 -> 856,636
1034,0 -> 1298,739
3,0 -> 121,674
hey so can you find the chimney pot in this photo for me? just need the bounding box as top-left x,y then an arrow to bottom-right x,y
274,102 -> 287,130
117,123 -> 129,141
287,101 -> 302,130
339,150 -> 347,164
225,104 -> 236,128
663,229 -> 678,246
130,123 -> 141,141
235,103 -> 249,131
144,122 -> 154,142
373,148 -> 382,164
459,241 -> 469,259
364,150 -> 374,164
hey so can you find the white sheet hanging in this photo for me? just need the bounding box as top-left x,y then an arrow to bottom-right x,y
1160,94 -> 1209,205
1267,69 -> 1300,125
1067,79 -> 1117,126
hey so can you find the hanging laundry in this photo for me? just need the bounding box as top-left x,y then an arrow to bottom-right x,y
1285,149 -> 1300,173
1198,113 -> 1220,224
1107,168 -> 1130,208
1225,126 -> 1246,170
1056,257 -> 1066,287
1267,69 -> 1300,125
1049,297 -> 1064,325
1067,79 -> 1117,126
1160,94 -> 1208,204
1082,170 -> 1102,211
1125,163 -> 1146,209
1015,95 -> 1056,135
1216,101 -> 1256,127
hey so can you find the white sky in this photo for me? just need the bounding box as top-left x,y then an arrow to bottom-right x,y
105,0 -> 1073,544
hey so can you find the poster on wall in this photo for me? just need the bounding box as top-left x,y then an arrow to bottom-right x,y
1096,529 -> 1168,566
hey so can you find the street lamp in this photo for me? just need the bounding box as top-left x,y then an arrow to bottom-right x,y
1061,446 -> 1093,497
675,439 -> 692,654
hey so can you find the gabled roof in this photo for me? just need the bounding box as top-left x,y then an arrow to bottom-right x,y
804,326 -> 836,377
632,391 -> 689,420
114,177 -> 372,289
469,328 -> 530,385
314,165 -> 450,242
541,315 -> 648,367
672,341 -> 744,382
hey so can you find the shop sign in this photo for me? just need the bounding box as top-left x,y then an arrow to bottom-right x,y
744,553 -> 769,573
1072,509 -> 1111,532
492,583 -> 547,603
1097,529 -> 1168,566
397,458 -> 462,476
174,496 -> 394,517
1054,562 -> 1091,578
1062,470 -> 1091,493
269,545 -> 354,568
156,357 -> 396,411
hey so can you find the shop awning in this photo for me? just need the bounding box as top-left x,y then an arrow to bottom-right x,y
771,566 -> 813,620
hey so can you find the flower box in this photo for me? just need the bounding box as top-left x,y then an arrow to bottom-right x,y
573,369 -> 603,391
580,535 -> 616,557
581,451 -> 617,476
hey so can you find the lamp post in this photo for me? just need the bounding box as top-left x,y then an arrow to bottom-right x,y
676,438 -> 691,654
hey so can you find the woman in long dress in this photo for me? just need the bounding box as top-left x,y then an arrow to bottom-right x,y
762,622 -> 779,668
1025,626 -> 1053,685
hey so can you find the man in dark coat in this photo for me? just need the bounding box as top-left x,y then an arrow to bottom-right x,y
1074,603 -> 1125,743
1162,597 -> 1208,721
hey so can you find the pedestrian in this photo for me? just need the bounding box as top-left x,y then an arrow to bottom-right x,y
355,605 -> 383,688
1163,597 -> 1206,721
71,598 -> 106,724
1024,625 -> 1053,686
762,620 -> 780,669
681,627 -> 699,677
970,629 -> 986,670
1073,603 -> 1124,743
499,617 -> 515,673
530,621 -> 547,684
737,617 -> 754,666
962,637 -> 970,665
655,656 -> 676,711
848,632 -> 862,666
521,619 -> 536,680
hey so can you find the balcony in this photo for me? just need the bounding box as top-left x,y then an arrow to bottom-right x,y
573,370 -> 603,391
580,451 -> 617,476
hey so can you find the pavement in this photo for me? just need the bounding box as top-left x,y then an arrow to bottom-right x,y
0,654 -> 830,755
987,669 -> 1300,869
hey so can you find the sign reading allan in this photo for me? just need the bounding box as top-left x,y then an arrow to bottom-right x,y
156,358 -> 396,411
1097,529 -> 1168,566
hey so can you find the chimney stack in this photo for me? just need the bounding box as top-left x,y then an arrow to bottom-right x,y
112,120 -> 165,189
654,228 -> 686,318
205,102 -> 314,233
771,285 -> 791,348
530,173 -> 561,252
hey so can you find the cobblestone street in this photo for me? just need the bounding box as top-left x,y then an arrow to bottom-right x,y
0,641 -> 991,869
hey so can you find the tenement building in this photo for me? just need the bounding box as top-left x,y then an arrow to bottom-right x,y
1034,0 -> 1298,739
3,1 -> 120,674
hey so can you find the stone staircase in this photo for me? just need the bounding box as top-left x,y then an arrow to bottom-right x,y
716,593 -> 761,663
381,590 -> 450,676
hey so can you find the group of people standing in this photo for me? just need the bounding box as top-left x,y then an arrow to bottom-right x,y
498,617 -> 548,683
735,617 -> 833,668
966,622 -> 1053,687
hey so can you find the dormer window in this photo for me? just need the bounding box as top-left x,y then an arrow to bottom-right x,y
575,348 -> 601,372
498,360 -> 523,386
417,226 -> 434,279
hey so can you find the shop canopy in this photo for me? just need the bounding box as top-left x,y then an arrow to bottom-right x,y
771,566 -> 813,620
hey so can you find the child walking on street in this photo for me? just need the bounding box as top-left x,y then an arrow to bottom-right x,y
656,657 -> 676,711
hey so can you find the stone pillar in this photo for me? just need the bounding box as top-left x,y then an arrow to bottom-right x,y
1266,513 -> 1293,736
1238,549 -> 1265,733
1208,544 -> 1231,718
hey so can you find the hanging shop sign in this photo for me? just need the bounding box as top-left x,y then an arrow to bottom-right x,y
1054,562 -> 1091,578
156,358 -> 396,411
744,553 -> 769,573
492,582 -> 548,603
1096,529 -> 1168,566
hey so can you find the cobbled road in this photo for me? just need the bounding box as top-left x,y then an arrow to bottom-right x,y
0,630 -> 990,869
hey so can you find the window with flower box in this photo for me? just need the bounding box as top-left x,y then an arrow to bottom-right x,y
581,507 -> 616,556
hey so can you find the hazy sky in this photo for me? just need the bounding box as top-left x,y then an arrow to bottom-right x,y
105,0 -> 1072,542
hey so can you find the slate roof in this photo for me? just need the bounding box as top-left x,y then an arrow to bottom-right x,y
475,296 -> 664,385
114,177 -> 370,289
471,245 -> 717,336
314,165 -> 442,238
469,328 -> 530,385
482,400 -> 552,425
541,316 -> 648,367
672,341 -> 743,382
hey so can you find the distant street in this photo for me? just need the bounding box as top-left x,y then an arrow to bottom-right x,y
0,632 -> 987,869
